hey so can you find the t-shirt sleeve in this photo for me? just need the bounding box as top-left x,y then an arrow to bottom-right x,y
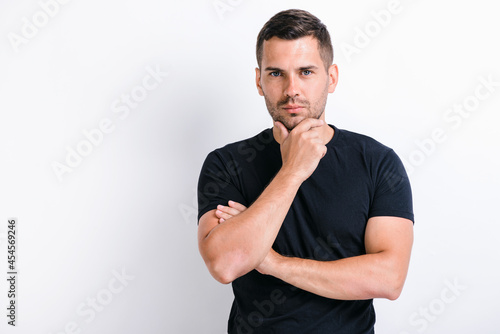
197,150 -> 248,223
368,149 -> 414,223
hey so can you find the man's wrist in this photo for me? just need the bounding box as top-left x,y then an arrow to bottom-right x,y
277,166 -> 306,186
268,252 -> 291,282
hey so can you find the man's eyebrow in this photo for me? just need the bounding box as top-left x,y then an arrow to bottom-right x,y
264,65 -> 319,71
264,67 -> 283,72
299,65 -> 319,70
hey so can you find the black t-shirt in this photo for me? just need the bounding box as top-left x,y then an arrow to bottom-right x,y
197,124 -> 414,334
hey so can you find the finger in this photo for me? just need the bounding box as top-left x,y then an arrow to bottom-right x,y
228,200 -> 247,211
274,121 -> 289,141
217,204 -> 242,216
215,209 -> 233,220
292,118 -> 324,133
214,209 -> 223,218
300,130 -> 322,141
321,146 -> 327,158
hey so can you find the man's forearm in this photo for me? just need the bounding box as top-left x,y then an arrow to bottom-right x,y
263,251 -> 405,301
201,167 -> 302,283
258,217 -> 414,300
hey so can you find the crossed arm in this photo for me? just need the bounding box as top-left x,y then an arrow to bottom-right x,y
197,119 -> 414,301
211,202 -> 413,301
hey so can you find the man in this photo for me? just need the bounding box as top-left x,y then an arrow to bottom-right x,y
197,9 -> 414,333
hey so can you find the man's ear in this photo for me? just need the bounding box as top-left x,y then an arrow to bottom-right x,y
328,64 -> 339,94
255,67 -> 264,96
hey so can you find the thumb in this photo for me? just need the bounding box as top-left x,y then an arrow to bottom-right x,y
274,121 -> 289,142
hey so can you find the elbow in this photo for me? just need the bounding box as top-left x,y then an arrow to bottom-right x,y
383,272 -> 406,301
204,250 -> 250,285
212,272 -> 234,285
208,261 -> 237,284
385,286 -> 402,301
370,254 -> 409,300
364,262 -> 407,300
199,233 -> 258,284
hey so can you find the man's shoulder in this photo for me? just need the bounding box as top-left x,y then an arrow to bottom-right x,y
220,127 -> 274,150
334,125 -> 393,156
206,127 -> 276,163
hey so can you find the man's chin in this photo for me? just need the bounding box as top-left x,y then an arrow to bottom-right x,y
273,116 -> 305,131
282,116 -> 306,131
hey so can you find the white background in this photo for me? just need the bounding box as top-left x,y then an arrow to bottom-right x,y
0,0 -> 499,333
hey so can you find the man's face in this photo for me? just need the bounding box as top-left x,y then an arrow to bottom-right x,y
256,36 -> 338,131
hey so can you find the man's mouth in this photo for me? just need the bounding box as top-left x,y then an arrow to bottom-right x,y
282,105 -> 305,113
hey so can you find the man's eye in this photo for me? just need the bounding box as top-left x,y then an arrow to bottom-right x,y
302,70 -> 312,76
270,71 -> 281,77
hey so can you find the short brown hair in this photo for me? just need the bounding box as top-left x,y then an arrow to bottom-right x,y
256,9 -> 334,70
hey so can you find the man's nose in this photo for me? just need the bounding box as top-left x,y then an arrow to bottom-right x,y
284,74 -> 300,98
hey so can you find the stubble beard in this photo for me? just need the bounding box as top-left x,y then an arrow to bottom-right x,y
264,85 -> 329,131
